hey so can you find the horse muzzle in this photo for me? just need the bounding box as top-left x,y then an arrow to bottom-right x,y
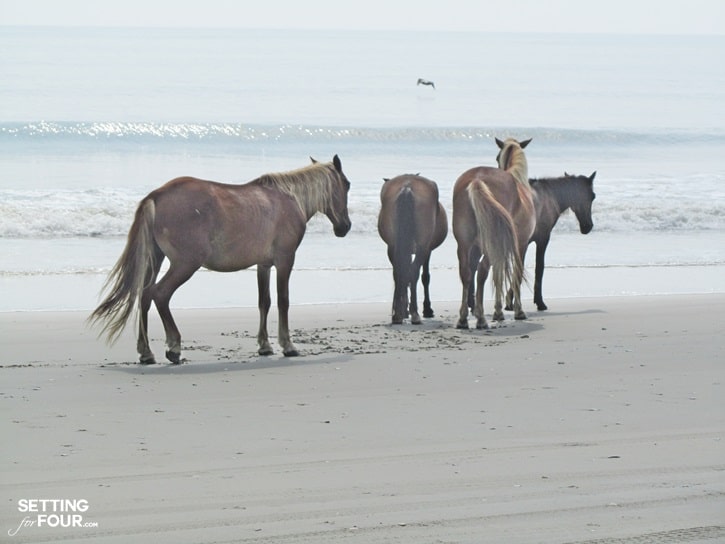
334,220 -> 352,237
580,223 -> 593,234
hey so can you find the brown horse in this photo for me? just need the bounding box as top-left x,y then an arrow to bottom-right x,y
377,174 -> 448,324
452,138 -> 535,329
505,171 -> 596,311
89,156 -> 352,363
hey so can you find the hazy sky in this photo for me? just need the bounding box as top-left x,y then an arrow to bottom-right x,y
1,0 -> 724,34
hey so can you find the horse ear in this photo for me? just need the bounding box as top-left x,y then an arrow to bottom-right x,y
310,157 -> 318,164
519,138 -> 532,149
564,171 -> 570,177
333,154 -> 342,172
589,171 -> 597,180
495,137 -> 505,149
382,177 -> 390,182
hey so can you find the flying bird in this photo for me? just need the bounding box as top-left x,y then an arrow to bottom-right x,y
417,78 -> 435,89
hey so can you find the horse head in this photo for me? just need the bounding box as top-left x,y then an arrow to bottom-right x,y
495,137 -> 531,185
569,171 -> 596,234
322,154 -> 352,237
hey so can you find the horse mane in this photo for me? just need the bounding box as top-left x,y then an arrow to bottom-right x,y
531,174 -> 592,187
256,162 -> 336,219
499,139 -> 529,187
529,176 -> 561,188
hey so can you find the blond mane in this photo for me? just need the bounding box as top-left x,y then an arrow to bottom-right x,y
498,139 -> 530,187
257,161 -> 337,220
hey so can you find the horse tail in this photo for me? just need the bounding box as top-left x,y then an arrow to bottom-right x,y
88,198 -> 158,344
394,186 -> 416,281
467,180 -> 523,298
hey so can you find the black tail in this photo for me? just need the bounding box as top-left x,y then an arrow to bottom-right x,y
393,186 -> 415,283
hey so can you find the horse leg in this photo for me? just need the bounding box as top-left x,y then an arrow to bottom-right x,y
137,246 -> 164,364
512,241 -> 529,321
456,244 -> 473,329
476,256 -> 491,329
534,238 -> 549,311
492,251 -> 514,322
138,287 -> 157,364
467,246 -> 480,312
256,265 -> 274,355
505,240 -> 529,312
504,287 -> 514,312
422,254 -> 434,318
493,285 -> 505,322
275,258 -> 299,357
151,261 -> 198,364
389,247 -> 406,325
409,253 -> 427,325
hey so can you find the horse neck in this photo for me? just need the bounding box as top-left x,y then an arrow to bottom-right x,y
275,167 -> 333,221
506,155 -> 529,187
537,177 -> 580,213
505,150 -> 529,187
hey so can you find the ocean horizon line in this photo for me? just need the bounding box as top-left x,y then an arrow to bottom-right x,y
3,121 -> 724,145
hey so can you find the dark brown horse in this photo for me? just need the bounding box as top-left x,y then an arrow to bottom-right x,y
89,156 -> 351,363
452,138 -> 535,329
377,174 -> 448,324
505,171 -> 596,311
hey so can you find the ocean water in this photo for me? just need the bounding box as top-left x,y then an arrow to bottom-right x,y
1,27 -> 724,311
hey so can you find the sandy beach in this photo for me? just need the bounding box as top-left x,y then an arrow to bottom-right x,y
0,294 -> 725,543
1,293 -> 724,543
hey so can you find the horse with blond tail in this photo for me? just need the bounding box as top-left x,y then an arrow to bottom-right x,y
452,138 -> 535,329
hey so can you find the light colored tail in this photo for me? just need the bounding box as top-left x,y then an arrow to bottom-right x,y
466,180 -> 523,299
87,198 -> 157,344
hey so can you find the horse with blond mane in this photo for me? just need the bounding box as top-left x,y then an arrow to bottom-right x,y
452,138 -> 535,329
89,156 -> 351,363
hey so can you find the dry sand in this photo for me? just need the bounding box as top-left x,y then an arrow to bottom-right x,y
2,294 -> 724,543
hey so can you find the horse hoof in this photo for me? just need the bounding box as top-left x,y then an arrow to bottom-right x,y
411,315 -> 422,325
536,304 -> 548,311
139,355 -> 156,365
258,347 -> 274,356
504,304 -> 513,311
493,312 -> 505,322
476,320 -> 490,330
515,312 -> 528,320
456,321 -> 469,330
165,350 -> 181,364
392,317 -> 403,325
423,309 -> 434,318
283,349 -> 300,357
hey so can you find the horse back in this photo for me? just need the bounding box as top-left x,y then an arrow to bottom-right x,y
453,166 -> 519,225
378,174 -> 444,249
149,176 -> 306,271
453,165 -> 535,245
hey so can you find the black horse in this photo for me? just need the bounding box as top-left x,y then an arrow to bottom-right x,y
506,171 -> 596,311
